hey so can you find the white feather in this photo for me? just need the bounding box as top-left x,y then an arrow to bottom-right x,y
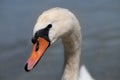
79,65 -> 94,80
33,7 -> 95,80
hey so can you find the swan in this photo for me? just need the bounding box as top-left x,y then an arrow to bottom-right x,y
24,7 -> 94,80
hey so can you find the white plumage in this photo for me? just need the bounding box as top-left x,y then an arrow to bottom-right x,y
28,7 -> 94,80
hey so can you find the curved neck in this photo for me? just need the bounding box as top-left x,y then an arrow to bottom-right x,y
61,30 -> 82,80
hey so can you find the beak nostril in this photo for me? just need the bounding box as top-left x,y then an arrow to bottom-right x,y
35,41 -> 39,51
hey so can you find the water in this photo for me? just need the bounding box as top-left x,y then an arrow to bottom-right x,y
0,0 -> 120,80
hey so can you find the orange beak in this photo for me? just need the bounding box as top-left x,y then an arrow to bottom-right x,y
25,37 -> 49,72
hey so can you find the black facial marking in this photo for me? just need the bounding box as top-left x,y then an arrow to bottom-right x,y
31,37 -> 37,44
47,24 -> 52,29
31,24 -> 52,44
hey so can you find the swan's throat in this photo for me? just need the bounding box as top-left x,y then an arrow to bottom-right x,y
62,32 -> 81,80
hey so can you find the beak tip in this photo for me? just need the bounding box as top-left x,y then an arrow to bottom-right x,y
24,63 -> 30,72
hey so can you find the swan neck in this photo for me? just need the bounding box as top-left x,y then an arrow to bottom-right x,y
61,31 -> 81,80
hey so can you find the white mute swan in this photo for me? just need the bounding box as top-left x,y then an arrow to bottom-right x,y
24,7 -> 94,80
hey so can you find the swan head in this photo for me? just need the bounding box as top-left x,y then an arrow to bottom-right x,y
24,7 -> 78,71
